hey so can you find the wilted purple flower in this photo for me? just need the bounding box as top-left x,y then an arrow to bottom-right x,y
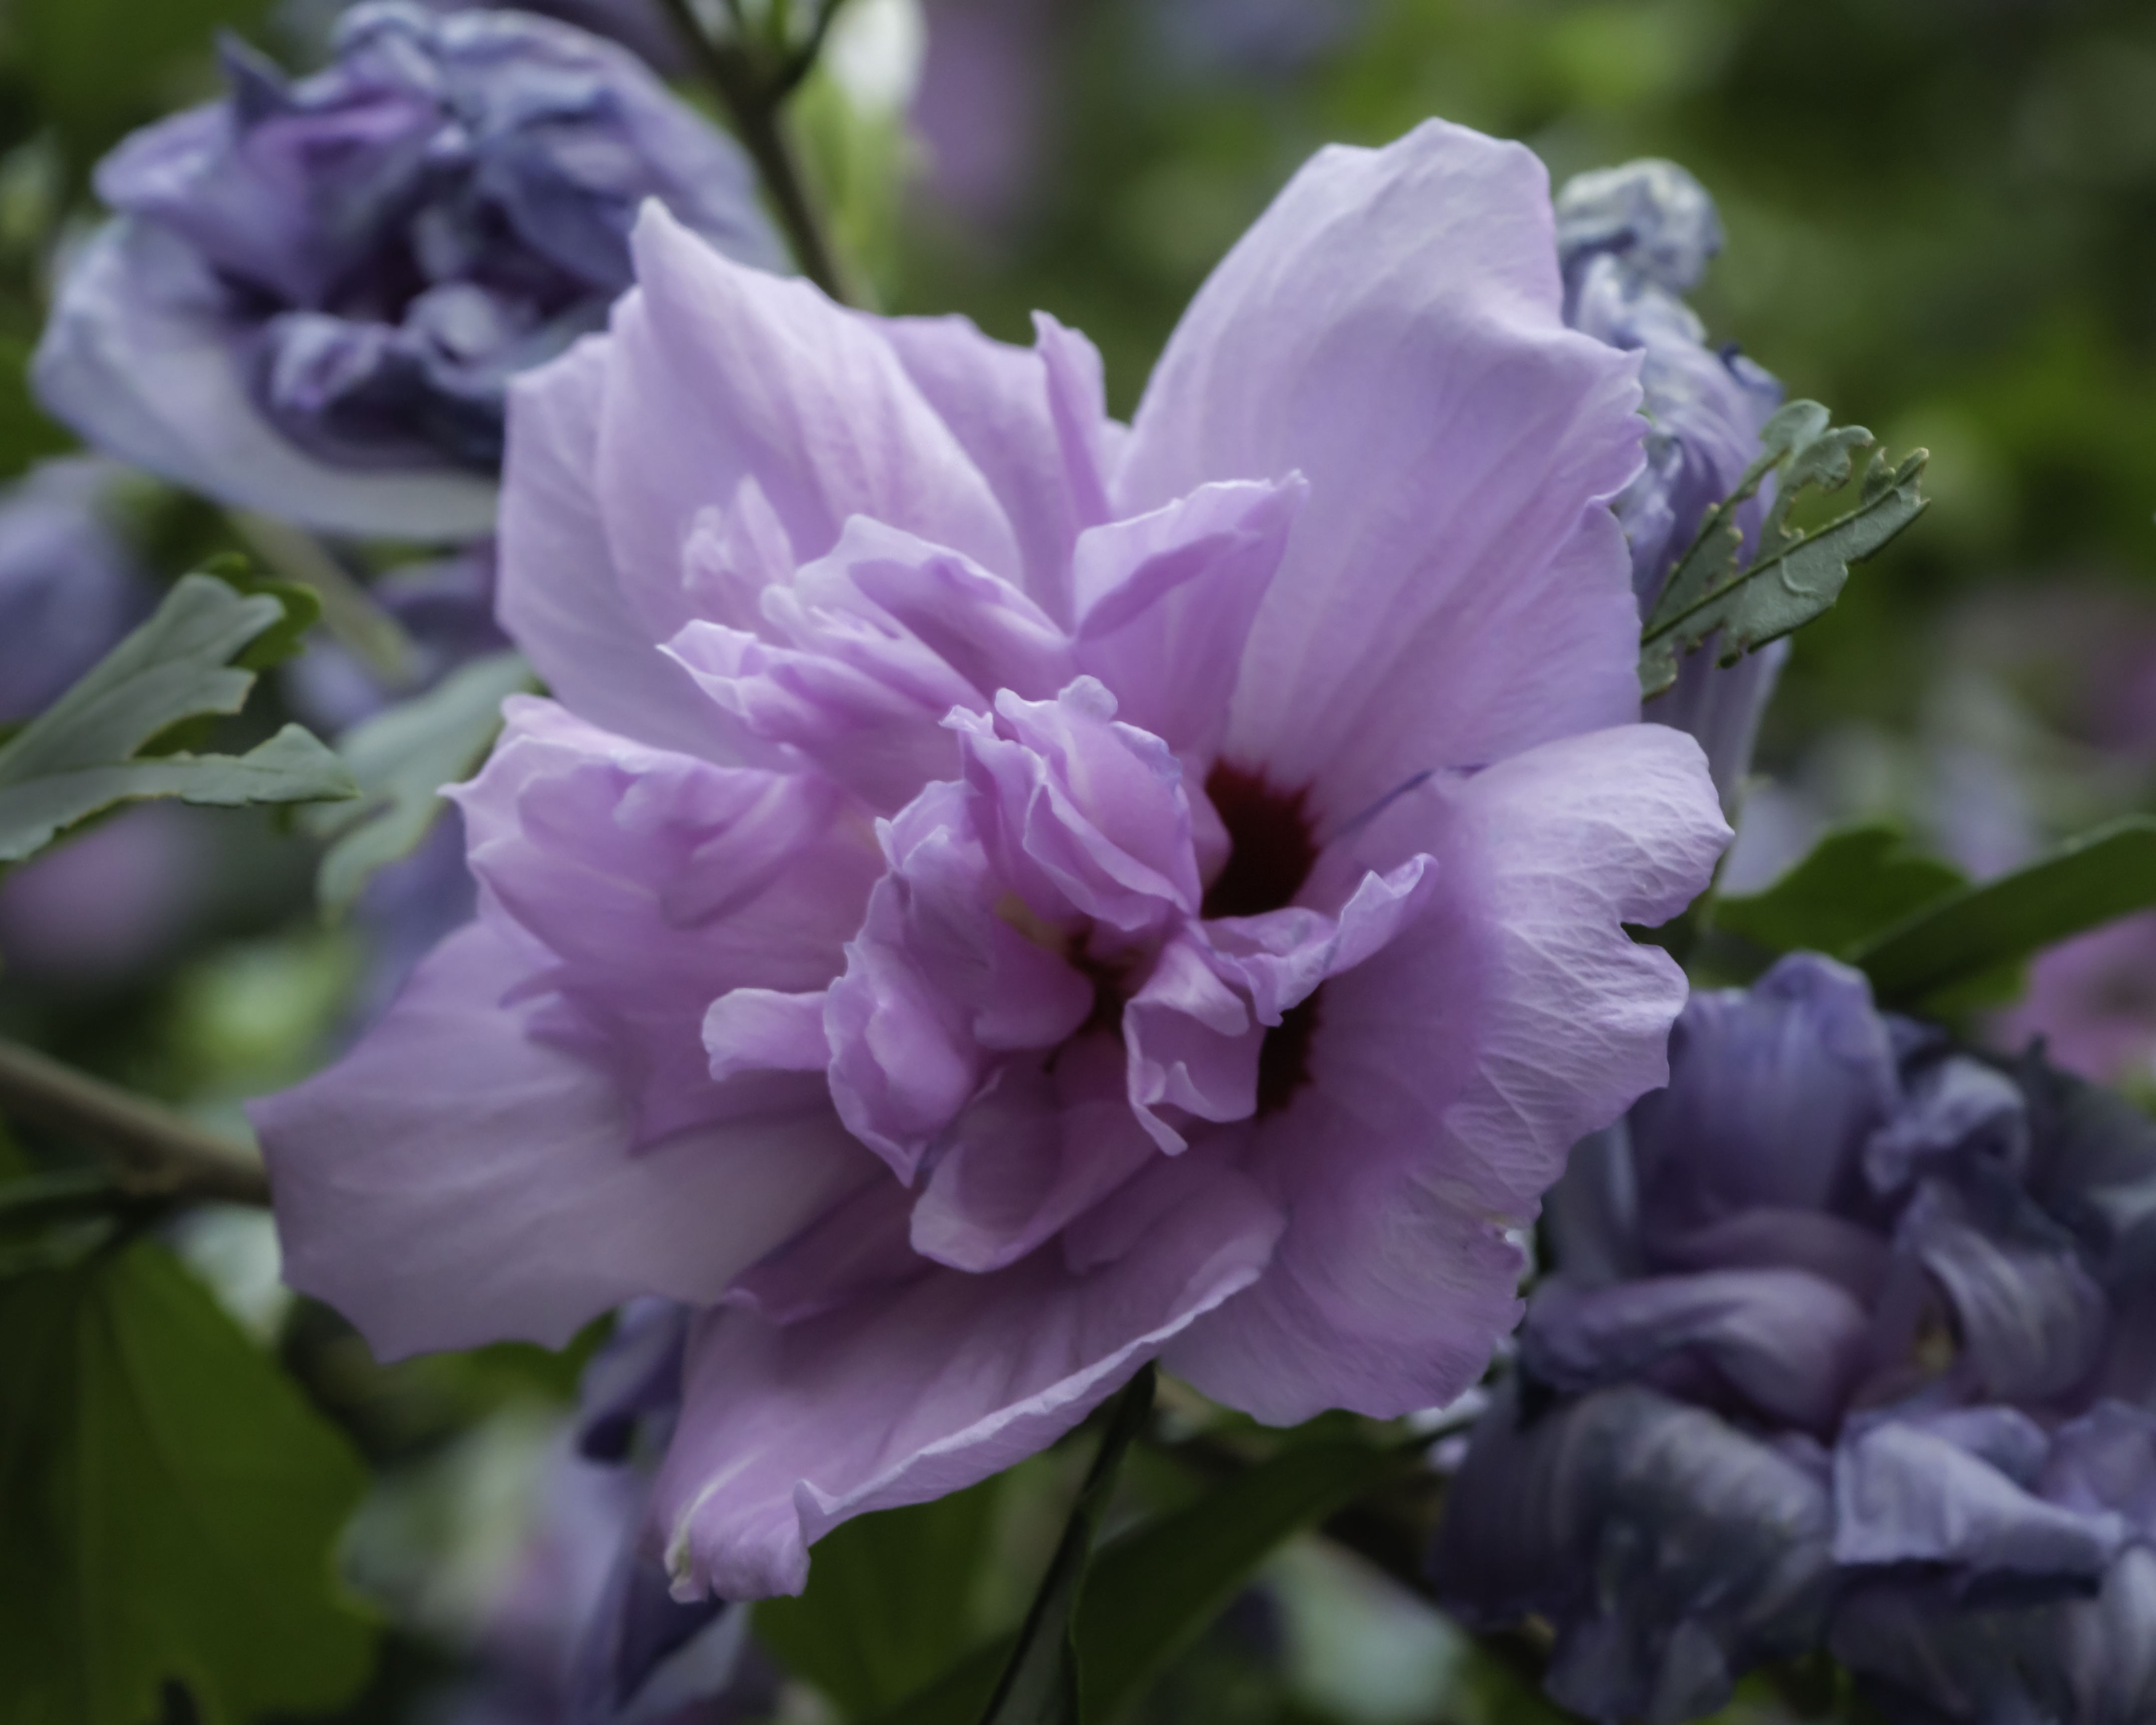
255,119 -> 1729,1601
1432,952 -> 2156,1725
33,2 -> 784,541
0,457 -> 156,723
1558,160 -> 1786,810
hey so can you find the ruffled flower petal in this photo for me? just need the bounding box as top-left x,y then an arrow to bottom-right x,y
453,697 -> 883,1145
653,1155 -> 1282,1598
595,206 -> 1020,650
1169,725 -> 1729,1423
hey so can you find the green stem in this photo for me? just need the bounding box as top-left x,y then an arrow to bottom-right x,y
0,1038 -> 270,1208
658,0 -> 851,303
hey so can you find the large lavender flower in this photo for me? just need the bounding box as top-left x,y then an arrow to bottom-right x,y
1432,952 -> 2156,1725
1558,160 -> 1786,809
32,2 -> 783,541
254,120 -> 1730,1600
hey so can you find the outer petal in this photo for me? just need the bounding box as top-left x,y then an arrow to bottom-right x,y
654,1157 -> 1283,1598
594,206 -> 1019,649
1120,119 -> 1647,823
500,335 -> 741,760
1168,724 -> 1728,1422
32,220 -> 497,539
253,918 -> 875,1358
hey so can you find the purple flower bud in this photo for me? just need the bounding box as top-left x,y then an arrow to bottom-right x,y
33,2 -> 784,540
1433,952 -> 2156,1723
1559,160 -> 1788,811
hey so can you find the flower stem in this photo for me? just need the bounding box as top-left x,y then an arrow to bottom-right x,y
659,0 -> 853,305
0,1038 -> 270,1208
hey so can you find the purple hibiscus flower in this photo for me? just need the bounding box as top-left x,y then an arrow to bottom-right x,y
254,119 -> 1730,1601
1432,952 -> 2156,1725
1558,159 -> 1787,811
32,1 -> 783,542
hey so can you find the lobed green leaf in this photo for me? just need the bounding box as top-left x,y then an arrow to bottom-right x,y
867,1433 -> 1407,1725
0,1240 -> 374,1724
1847,816 -> 2156,1007
1712,821 -> 1968,959
1640,400 -> 1928,699
303,649 -> 535,916
0,571 -> 355,865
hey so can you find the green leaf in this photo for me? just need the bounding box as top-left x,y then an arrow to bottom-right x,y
756,1477 -> 1003,1717
199,553 -> 321,671
0,1240 -> 374,1725
302,650 -> 535,916
1848,816 -> 2156,1008
977,1366 -> 1157,1725
1640,400 -> 1929,699
0,571 -> 356,866
1711,821 -> 1968,958
868,1433 -> 1408,1725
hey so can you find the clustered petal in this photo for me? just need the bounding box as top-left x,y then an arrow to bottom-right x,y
32,0 -> 782,539
1434,951 -> 2156,1725
255,119 -> 1730,1601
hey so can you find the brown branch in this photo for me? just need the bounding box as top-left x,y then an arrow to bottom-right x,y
0,1037 -> 270,1208
657,0 -> 851,303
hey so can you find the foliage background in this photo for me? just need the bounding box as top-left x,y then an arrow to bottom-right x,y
4,0 -> 2155,1721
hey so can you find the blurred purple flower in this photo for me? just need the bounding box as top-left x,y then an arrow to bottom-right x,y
1993,914 -> 2156,1093
449,1310 -> 777,1725
282,0 -> 692,77
255,120 -> 1728,1601
283,542 -> 510,1032
33,1 -> 784,541
1145,0 -> 1364,78
284,540 -> 511,734
0,803 -> 215,989
0,457 -> 156,724
0,459 -> 209,987
912,0 -> 1061,231
1558,160 -> 1786,811
1433,952 -> 2156,1725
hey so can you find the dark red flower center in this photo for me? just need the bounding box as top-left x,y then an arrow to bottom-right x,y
1201,760 -> 1323,1115
1201,760 -> 1317,919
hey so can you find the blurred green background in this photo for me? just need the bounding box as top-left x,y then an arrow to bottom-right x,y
4,0 -> 2155,1720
